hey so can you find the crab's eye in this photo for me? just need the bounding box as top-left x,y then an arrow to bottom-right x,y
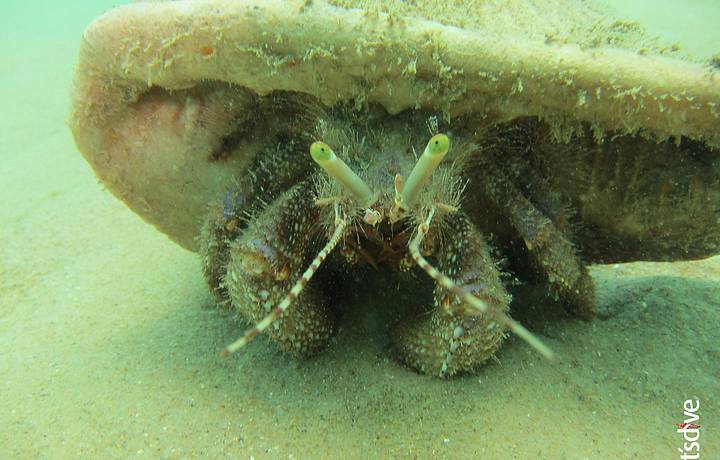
427,134 -> 450,156
310,141 -> 376,207
310,141 -> 333,162
401,133 -> 451,207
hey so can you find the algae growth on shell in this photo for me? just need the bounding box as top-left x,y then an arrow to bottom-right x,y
69,0 -> 720,376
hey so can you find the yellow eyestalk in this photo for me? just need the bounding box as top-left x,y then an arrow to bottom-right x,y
310,142 -> 376,207
401,134 -> 450,208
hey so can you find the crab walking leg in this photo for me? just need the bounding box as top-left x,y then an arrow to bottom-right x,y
408,208 -> 555,361
480,169 -> 596,319
223,208 -> 347,356
507,191 -> 596,319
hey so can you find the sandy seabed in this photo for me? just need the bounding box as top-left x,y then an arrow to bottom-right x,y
1,1 -> 718,459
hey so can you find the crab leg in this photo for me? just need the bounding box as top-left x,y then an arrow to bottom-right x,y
478,166 -> 596,319
222,207 -> 347,356
408,207 -> 556,361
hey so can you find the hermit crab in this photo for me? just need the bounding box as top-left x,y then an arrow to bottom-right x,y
69,1 -> 720,377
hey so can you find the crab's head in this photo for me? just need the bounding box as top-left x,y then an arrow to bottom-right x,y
310,133 -> 454,229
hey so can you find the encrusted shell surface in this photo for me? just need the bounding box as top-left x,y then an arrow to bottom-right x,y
70,0 -> 720,250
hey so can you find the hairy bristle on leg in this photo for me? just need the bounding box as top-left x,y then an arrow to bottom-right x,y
408,207 -> 556,361
222,207 -> 347,356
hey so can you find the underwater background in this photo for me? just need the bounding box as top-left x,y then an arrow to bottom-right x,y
1,0 -> 718,458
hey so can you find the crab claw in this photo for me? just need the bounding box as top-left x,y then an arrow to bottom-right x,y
235,238 -> 280,277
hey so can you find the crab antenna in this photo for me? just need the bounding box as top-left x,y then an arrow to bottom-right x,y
408,207 -> 556,361
310,141 -> 376,207
222,207 -> 347,356
402,134 -> 450,208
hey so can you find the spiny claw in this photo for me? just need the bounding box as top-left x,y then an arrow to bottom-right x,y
222,208 -> 347,356
408,206 -> 556,362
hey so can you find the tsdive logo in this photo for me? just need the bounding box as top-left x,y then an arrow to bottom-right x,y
677,399 -> 701,459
